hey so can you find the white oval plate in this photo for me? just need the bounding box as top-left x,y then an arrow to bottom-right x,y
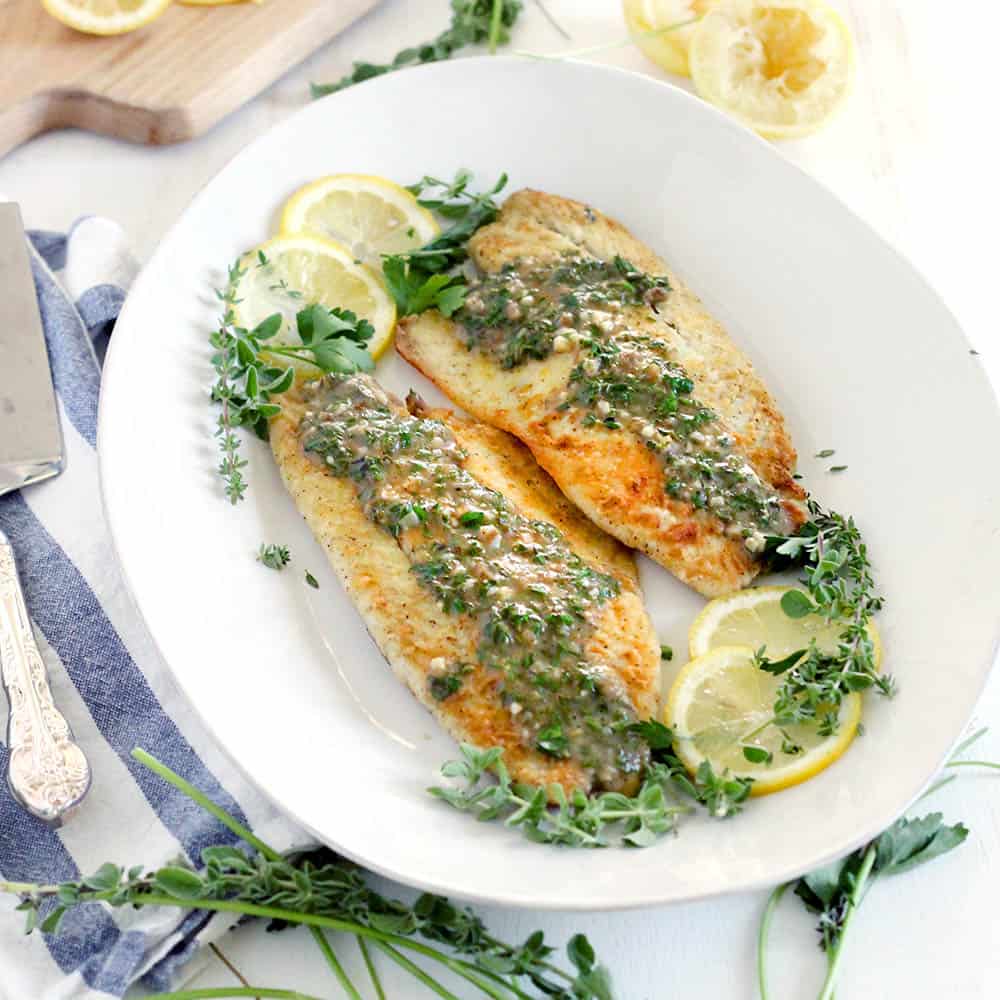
100,57 -> 1000,910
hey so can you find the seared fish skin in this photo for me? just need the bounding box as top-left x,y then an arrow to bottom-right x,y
270,375 -> 660,794
396,189 -> 806,597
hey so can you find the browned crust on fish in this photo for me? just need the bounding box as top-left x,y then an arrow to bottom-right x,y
397,188 -> 805,596
270,386 -> 660,793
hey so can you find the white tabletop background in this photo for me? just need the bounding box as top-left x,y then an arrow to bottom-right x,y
2,1 -> 998,997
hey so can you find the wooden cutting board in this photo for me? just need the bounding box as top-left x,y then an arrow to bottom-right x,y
0,0 -> 379,157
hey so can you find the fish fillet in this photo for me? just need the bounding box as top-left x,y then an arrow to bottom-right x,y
396,189 -> 806,597
270,375 -> 660,794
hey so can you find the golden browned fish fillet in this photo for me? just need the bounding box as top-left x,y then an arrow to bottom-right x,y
396,189 -> 807,597
270,374 -> 660,794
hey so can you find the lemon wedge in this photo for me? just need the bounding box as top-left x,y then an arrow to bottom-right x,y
232,235 -> 396,362
689,585 -> 882,665
623,0 -> 719,77
41,0 -> 172,35
688,0 -> 855,138
666,644 -> 861,795
280,174 -> 440,270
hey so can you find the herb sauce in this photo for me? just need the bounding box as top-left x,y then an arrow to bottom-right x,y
456,255 -> 794,546
298,376 -> 648,791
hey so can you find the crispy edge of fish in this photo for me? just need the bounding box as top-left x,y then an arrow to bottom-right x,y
269,386 -> 660,794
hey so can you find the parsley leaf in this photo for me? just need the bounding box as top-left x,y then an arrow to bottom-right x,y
382,170 -> 508,317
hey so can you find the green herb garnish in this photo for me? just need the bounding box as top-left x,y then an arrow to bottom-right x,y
2,749 -> 613,1000
382,169 -> 509,317
763,501 -> 894,737
257,544 -> 291,570
305,571 -> 320,590
210,262 -> 375,504
311,1 -> 523,97
431,721 -> 752,847
660,644 -> 673,661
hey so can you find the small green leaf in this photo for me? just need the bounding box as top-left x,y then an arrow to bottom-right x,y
252,313 -> 282,340
40,906 -> 67,935
83,863 -> 122,892
305,571 -> 319,589
742,746 -> 773,765
780,590 -> 815,619
568,933 -> 596,973
660,644 -> 673,661
153,866 -> 206,899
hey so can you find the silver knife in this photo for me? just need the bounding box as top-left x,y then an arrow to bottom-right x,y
0,203 -> 91,825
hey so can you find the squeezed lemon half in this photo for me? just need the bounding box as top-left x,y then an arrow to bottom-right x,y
623,0 -> 720,77
688,0 -> 855,138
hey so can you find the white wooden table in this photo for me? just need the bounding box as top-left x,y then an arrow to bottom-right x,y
2,2 -> 998,996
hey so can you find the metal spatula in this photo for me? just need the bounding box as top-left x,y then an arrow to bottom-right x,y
0,203 -> 91,825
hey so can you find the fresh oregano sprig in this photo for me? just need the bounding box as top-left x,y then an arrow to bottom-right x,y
760,500 -> 895,736
430,723 -> 751,848
210,261 -> 375,504
382,169 -> 509,317
2,749 -> 613,1000
311,0 -> 523,98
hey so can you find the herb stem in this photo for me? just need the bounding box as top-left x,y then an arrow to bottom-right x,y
950,726 -> 989,759
514,19 -> 697,61
815,844 -> 878,1000
918,774 -> 958,801
945,759 -> 1000,770
131,749 -> 278,861
311,927 -> 362,1000
756,881 -> 789,1000
358,937 -> 386,1000
372,941 -> 463,1000
488,0 -> 504,52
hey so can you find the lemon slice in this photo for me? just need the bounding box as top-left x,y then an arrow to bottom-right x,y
688,0 -> 855,138
280,174 -> 440,269
689,585 -> 882,665
232,235 -> 396,361
42,0 -> 172,35
623,0 -> 719,77
667,644 -> 861,795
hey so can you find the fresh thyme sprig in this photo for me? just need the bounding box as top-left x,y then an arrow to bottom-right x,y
311,1 -> 523,98
2,749 -> 612,1000
430,724 -> 751,847
209,264 -> 375,503
760,500 -> 894,737
382,169 -> 509,317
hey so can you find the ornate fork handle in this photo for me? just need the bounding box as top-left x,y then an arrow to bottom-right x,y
0,529 -> 90,824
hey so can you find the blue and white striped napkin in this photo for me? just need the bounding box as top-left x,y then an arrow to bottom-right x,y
0,217 -> 308,999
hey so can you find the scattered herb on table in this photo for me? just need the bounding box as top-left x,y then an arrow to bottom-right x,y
430,721 -> 751,847
660,644 -> 673,661
758,812 -> 968,1000
305,571 -> 320,590
815,449 -> 835,458
828,464 -> 848,473
2,749 -> 613,1000
311,0 -> 524,98
210,264 -> 375,504
257,544 -> 291,570
382,169 -> 509,317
